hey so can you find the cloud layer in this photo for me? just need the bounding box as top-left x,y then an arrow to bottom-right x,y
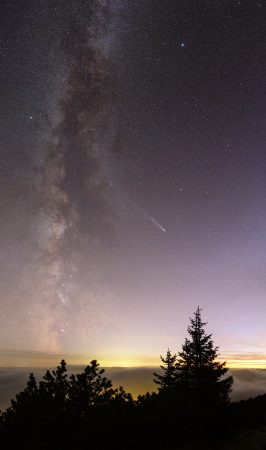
1,366 -> 266,411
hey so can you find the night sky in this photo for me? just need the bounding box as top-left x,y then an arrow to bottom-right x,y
1,0 -> 266,368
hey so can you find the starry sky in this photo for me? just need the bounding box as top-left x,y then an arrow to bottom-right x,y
1,0 -> 266,368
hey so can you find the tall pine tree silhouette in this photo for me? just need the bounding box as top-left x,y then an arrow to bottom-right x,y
177,307 -> 233,406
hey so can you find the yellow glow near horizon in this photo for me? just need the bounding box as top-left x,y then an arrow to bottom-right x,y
225,359 -> 266,369
2,350 -> 266,369
0,350 -> 159,368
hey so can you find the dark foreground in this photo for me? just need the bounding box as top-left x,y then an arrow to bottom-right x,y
1,361 -> 266,449
2,396 -> 266,449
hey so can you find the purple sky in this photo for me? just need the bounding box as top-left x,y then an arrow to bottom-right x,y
1,0 -> 266,368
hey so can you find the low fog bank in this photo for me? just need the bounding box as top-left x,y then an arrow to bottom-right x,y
230,368 -> 266,401
1,367 -> 266,411
105,368 -> 266,402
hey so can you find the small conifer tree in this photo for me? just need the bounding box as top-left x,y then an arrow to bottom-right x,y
154,349 -> 178,392
68,359 -> 115,414
39,359 -> 69,411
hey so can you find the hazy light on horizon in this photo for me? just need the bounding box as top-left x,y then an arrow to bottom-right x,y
2,350 -> 266,370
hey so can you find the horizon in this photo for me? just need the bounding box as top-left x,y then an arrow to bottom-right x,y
1,358 -> 266,411
2,349 -> 266,369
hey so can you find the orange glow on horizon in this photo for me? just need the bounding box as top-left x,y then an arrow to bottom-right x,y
2,350 -> 266,369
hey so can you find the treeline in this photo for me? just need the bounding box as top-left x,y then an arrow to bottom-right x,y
1,308 -> 266,449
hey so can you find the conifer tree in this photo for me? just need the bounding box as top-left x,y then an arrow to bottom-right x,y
154,349 -> 178,392
68,359 -> 115,414
39,359 -> 69,411
177,307 -> 233,405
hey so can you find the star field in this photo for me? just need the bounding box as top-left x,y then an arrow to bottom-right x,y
1,0 -> 266,366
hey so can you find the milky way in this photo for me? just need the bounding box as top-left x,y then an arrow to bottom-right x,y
1,0 -> 121,352
36,1 -> 120,351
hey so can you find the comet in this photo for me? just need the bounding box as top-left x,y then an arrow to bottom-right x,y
108,184 -> 166,233
139,207 -> 166,233
149,215 -> 166,233
135,203 -> 167,233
